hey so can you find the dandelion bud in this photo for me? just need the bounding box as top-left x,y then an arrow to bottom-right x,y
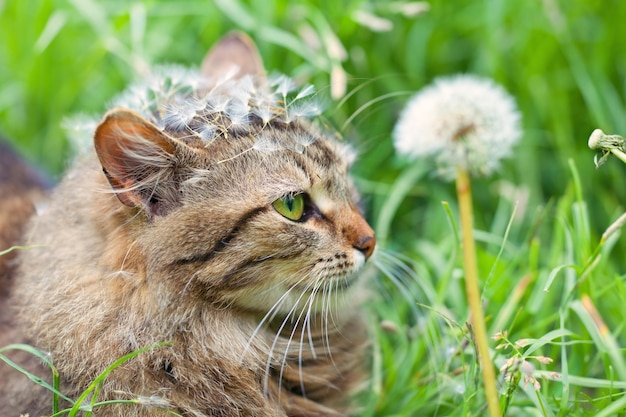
393,74 -> 522,179
587,129 -> 625,151
587,128 -> 626,168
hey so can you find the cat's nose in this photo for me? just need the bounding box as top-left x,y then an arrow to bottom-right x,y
345,208 -> 376,260
354,234 -> 376,259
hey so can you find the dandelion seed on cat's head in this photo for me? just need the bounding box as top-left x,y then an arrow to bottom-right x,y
96,67 -> 326,150
270,74 -> 298,99
393,74 -> 522,179
163,102 -> 196,132
253,135 -> 282,153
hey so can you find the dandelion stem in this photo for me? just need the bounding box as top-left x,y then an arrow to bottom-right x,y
456,166 -> 501,417
610,148 -> 626,164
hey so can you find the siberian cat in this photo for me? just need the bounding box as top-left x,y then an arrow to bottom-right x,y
0,33 -> 375,416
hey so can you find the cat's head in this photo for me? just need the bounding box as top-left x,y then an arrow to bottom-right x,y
93,33 -> 375,314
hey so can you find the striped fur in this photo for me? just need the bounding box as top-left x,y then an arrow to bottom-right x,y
1,33 -> 375,416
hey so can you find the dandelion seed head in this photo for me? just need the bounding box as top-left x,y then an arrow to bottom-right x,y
287,98 -> 324,120
270,74 -> 297,98
294,84 -> 315,101
253,134 -> 282,153
252,101 -> 276,125
162,100 -> 198,131
194,123 -> 216,143
393,74 -> 522,179
207,95 -> 231,114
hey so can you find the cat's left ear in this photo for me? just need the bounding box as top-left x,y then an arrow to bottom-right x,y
201,32 -> 265,80
94,108 -> 180,216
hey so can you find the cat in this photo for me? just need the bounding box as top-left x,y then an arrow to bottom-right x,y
0,32 -> 376,416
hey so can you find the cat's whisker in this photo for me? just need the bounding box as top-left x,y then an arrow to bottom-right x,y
272,269 -> 333,397
322,282 -> 332,356
373,250 -> 423,320
321,281 -> 340,374
342,90 -> 413,131
326,278 -> 342,335
296,276 -> 325,397
278,275 -> 322,400
308,277 -> 326,349
241,283 -> 297,362
263,271 -> 318,398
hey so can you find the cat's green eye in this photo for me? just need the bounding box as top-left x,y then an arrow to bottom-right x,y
273,194 -> 305,221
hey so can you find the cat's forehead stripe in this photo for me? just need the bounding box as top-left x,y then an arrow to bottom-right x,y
288,154 -> 315,185
310,141 -> 336,167
280,139 -> 344,188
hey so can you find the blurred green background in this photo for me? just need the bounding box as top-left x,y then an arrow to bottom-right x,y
2,0 -> 626,415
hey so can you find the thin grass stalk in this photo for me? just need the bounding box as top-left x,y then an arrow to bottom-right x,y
456,166 -> 501,417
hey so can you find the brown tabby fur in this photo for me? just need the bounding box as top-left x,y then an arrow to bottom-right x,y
0,33 -> 375,416
0,141 -> 52,414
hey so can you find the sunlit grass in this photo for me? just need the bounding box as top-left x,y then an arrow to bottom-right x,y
2,0 -> 626,415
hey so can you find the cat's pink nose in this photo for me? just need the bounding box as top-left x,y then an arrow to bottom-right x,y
354,234 -> 376,259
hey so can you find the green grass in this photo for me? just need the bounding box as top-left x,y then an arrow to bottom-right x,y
0,341 -> 181,416
2,0 -> 626,415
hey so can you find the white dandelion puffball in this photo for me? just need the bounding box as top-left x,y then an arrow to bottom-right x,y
393,74 -> 522,178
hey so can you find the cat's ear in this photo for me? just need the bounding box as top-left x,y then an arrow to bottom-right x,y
94,108 -> 179,216
201,32 -> 265,80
